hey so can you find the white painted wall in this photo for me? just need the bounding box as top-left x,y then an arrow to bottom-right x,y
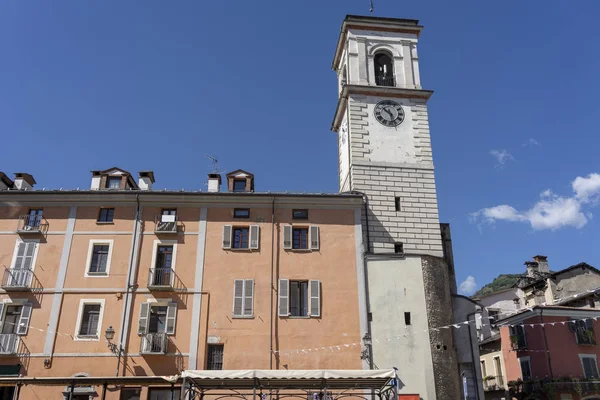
367,255 -> 436,400
90,176 -> 101,190
363,98 -> 416,164
338,115 -> 350,192
138,177 -> 153,190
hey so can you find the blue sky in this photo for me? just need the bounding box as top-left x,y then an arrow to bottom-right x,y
2,1 -> 600,295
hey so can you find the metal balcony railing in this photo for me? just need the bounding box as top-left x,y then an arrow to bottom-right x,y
375,75 -> 395,87
1,268 -> 33,290
140,333 -> 168,354
0,334 -> 18,355
154,215 -> 178,233
16,215 -> 48,234
148,268 -> 173,289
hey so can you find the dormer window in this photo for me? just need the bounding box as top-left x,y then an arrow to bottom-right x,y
106,177 -> 121,189
374,52 -> 394,87
233,179 -> 246,192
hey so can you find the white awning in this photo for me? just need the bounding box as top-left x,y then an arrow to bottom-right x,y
181,370 -> 396,380
180,369 -> 397,392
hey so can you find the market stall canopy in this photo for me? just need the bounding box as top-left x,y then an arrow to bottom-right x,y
181,369 -> 397,391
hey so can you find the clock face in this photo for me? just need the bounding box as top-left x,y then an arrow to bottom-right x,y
374,100 -> 405,127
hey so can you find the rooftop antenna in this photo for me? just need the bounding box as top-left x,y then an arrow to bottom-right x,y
205,154 -> 225,175
369,0 -> 374,13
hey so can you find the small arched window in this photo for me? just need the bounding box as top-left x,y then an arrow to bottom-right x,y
374,52 -> 394,87
341,66 -> 347,85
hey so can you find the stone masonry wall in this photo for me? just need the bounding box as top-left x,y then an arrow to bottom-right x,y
422,255 -> 461,400
347,95 -> 443,256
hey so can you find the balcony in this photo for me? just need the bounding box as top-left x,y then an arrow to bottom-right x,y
148,268 -> 173,290
0,334 -> 19,355
154,215 -> 178,234
484,376 -> 504,391
140,333 -> 168,354
1,268 -> 34,290
16,215 -> 48,235
375,76 -> 395,87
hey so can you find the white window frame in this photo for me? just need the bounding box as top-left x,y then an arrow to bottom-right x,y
150,240 -> 178,273
286,225 -> 319,252
518,356 -> 532,380
10,238 -> 40,272
493,356 -> 503,381
580,354 -> 599,379
0,299 -> 30,335
84,240 -> 114,277
140,299 -> 177,335
74,299 -> 105,341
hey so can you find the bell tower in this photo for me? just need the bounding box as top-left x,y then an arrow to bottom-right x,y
331,15 -> 465,400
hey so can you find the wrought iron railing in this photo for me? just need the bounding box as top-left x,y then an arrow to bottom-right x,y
375,76 -> 395,87
154,215 -> 178,233
16,215 -> 48,234
1,268 -> 33,289
140,333 -> 168,354
0,334 -> 18,355
148,268 -> 173,288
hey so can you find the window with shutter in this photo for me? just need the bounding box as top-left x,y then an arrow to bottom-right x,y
249,225 -> 260,250
16,303 -> 32,335
0,303 -> 5,333
13,241 -> 36,271
233,280 -> 254,317
243,279 -> 253,316
138,303 -> 150,335
283,226 -> 292,250
581,356 -> 599,379
233,280 -> 244,317
309,280 -> 320,317
278,279 -> 289,316
89,245 -> 109,274
222,225 -> 232,249
166,303 -> 177,335
310,226 -> 319,250
78,304 -> 101,337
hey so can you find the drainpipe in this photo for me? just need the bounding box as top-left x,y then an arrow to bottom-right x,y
466,310 -> 480,400
116,193 -> 141,376
349,190 -> 374,369
269,197 -> 275,369
540,309 -> 554,378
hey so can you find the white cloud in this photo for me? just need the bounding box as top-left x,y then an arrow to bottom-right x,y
490,149 -> 515,168
572,173 -> 600,203
471,173 -> 600,231
522,138 -> 540,147
459,276 -> 477,296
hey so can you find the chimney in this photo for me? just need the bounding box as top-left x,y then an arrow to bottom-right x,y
0,172 -> 14,190
525,261 -> 539,278
13,173 -> 36,190
207,173 -> 222,193
533,255 -> 549,274
91,171 -> 101,190
138,171 -> 155,190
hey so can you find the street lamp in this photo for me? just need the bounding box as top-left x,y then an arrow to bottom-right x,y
104,326 -> 123,376
105,326 -> 115,342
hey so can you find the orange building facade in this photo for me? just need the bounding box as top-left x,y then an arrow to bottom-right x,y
0,168 -> 366,399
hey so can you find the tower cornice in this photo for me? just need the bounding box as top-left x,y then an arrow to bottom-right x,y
330,85 -> 433,132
